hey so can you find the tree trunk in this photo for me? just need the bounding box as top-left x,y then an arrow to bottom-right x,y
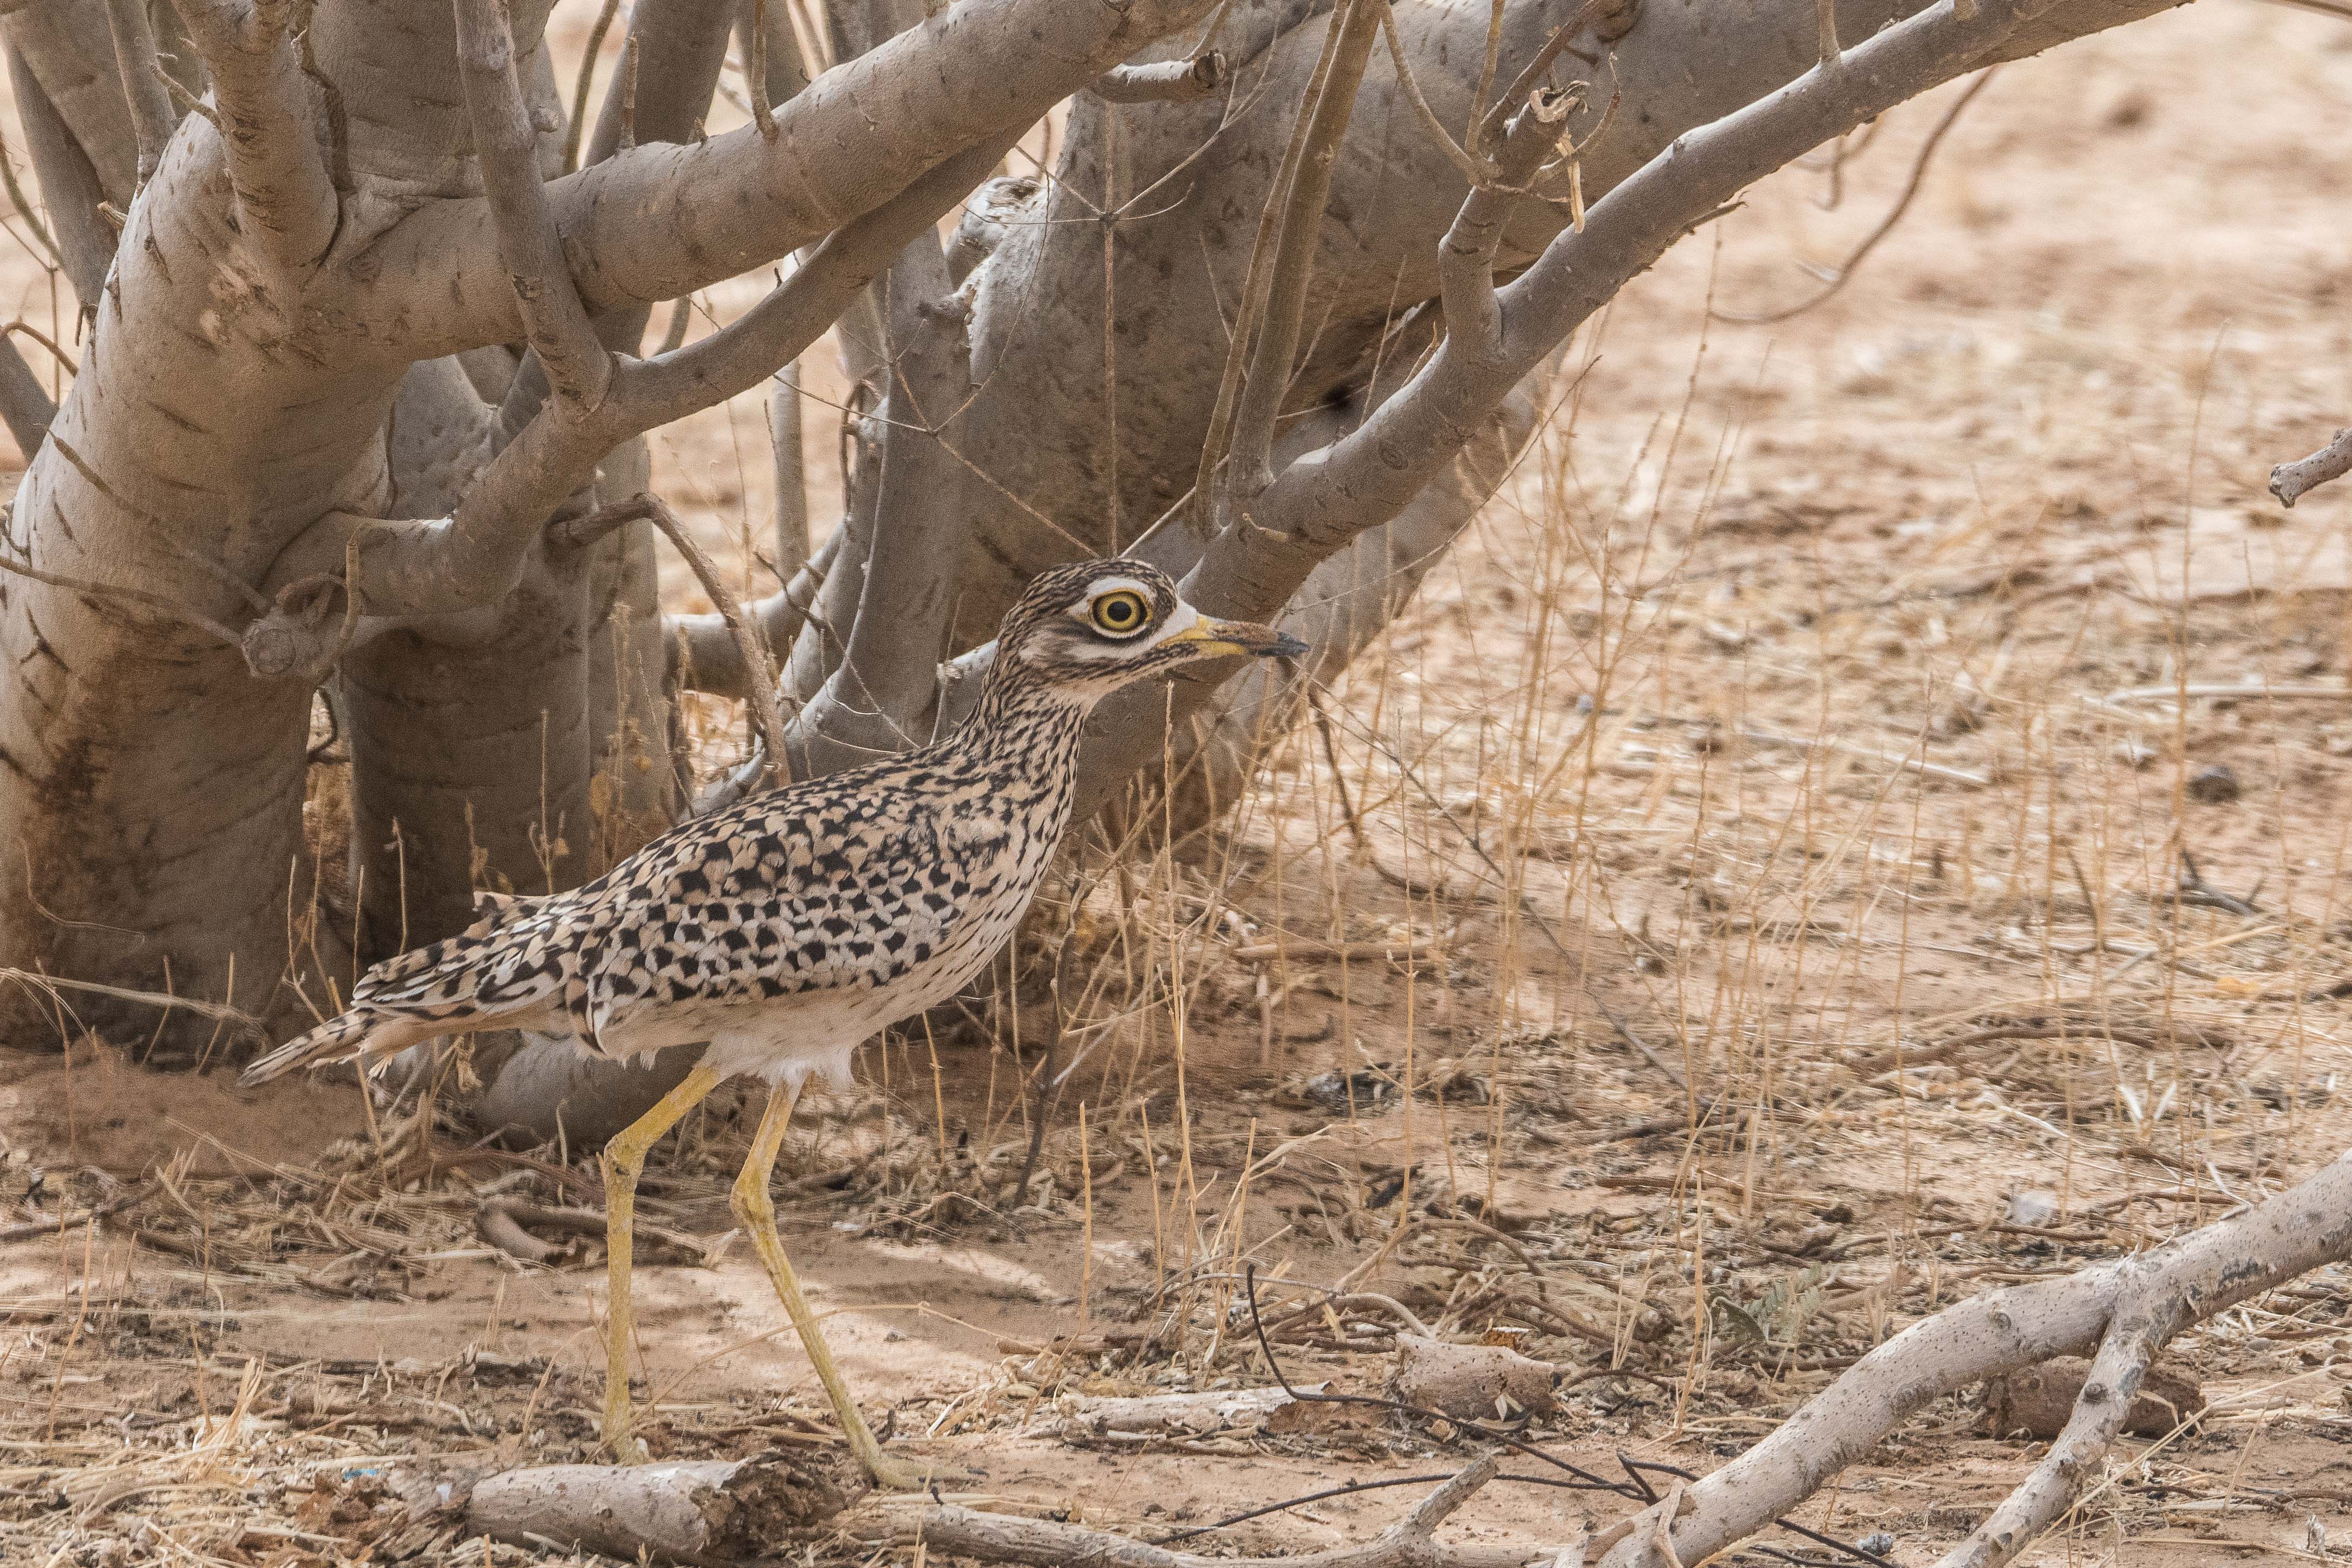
0,0 -> 2201,1077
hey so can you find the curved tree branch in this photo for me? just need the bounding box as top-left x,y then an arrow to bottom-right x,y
166,0 -> 336,267
1602,1147 -> 2352,1568
453,0 -> 612,411
5,40 -> 116,308
1199,0 -> 2055,616
248,134 -> 1010,672
669,525 -> 842,702
101,0 -> 179,188
354,0 -> 1221,359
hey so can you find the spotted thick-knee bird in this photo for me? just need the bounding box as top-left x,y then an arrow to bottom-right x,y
240,558 -> 1303,1486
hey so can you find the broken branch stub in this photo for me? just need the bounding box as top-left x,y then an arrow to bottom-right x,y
2270,425 -> 2352,508
1093,51 -> 1229,103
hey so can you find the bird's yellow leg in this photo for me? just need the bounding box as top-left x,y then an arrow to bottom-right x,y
599,1062 -> 725,1464
732,1079 -> 968,1490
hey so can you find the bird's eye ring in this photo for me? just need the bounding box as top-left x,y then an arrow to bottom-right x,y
1089,589 -> 1152,637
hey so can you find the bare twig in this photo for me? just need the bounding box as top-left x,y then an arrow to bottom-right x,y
1715,69 -> 1996,326
563,0 -> 623,172
0,1178 -> 161,1245
2270,426 -> 2352,508
0,968 -> 259,1034
0,547 -> 244,646
558,494 -> 791,782
670,525 -> 842,702
1439,89 -> 1573,359
746,0 -> 781,141
1472,0 -> 1610,154
103,0 -> 180,187
1375,2 -> 1485,186
1093,52 -> 1230,103
454,0 -> 612,411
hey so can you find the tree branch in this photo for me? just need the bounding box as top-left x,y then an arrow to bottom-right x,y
641,495 -> 789,780
455,0 -> 612,410
1375,2 -> 1485,187
363,0 -> 1221,358
166,0 -> 337,267
1092,52 -> 1229,103
789,228 -> 975,762
1600,1147 -> 2352,1568
6,41 -> 116,308
1218,0 -> 1382,514
669,525 -> 841,701
877,1454 -> 1549,1568
1438,88 -> 1573,357
102,0 -> 180,188
2269,425 -> 2352,508
1213,0 -> 2052,617
554,492 -> 790,776
0,335 -> 56,454
248,136 -> 1007,675
561,0 -> 623,173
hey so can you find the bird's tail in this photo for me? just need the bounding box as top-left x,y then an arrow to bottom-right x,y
238,1008 -> 445,1088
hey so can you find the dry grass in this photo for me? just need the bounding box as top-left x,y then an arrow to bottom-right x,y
6,4 -> 2352,1566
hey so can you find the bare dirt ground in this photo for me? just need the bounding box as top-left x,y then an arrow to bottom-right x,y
6,3 -> 2352,1565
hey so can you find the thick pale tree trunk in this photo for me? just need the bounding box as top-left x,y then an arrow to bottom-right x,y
0,0 -> 2200,1083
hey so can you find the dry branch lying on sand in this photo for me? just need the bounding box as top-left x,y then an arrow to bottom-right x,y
445,1149 -> 2352,1567
465,1456 -> 843,1564
879,1454 -> 1549,1568
896,1149 -> 2352,1568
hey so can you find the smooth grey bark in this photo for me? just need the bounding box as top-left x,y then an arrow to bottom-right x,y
0,0 -> 2201,1072
4,37 -> 117,311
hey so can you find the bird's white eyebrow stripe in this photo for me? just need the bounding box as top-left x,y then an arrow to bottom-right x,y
1150,602 -> 1200,643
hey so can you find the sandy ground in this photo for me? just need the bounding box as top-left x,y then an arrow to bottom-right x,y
6,3 -> 2352,1566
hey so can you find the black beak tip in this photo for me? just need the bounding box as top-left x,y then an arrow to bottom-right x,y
1269,631 -> 1310,659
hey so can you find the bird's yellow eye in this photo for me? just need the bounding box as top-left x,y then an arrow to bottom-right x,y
1089,589 -> 1152,637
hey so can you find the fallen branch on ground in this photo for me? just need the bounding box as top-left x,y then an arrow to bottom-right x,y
1054,1384 -> 1327,1439
465,1455 -> 843,1562
838,1151 -> 2352,1568
877,1454 -> 1567,1568
1597,1146 -> 2352,1568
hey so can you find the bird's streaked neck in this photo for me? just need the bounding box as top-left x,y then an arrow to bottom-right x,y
960,658 -> 1101,750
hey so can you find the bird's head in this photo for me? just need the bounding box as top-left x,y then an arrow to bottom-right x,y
996,558 -> 1306,701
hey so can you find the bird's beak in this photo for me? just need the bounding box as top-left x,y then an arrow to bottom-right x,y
1165,616 -> 1310,659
